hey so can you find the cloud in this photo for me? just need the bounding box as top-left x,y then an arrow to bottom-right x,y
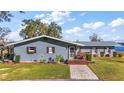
86,30 -> 91,33
80,12 -> 87,16
111,29 -> 116,32
100,34 -> 123,41
82,21 -> 105,30
112,36 -> 122,41
65,27 -> 82,34
101,34 -> 110,39
68,18 -> 76,22
34,11 -> 75,25
6,29 -> 23,41
109,18 -> 124,27
34,14 -> 45,19
50,11 -> 71,22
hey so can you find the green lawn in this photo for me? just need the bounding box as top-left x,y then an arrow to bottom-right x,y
88,57 -> 124,80
0,64 -> 70,80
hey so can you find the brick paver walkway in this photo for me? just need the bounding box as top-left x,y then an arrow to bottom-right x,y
70,65 -> 99,80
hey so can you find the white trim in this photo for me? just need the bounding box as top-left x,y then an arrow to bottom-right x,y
69,46 -> 76,59
5,35 -> 85,47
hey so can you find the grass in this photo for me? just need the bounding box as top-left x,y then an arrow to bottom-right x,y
88,57 -> 124,80
0,64 -> 70,80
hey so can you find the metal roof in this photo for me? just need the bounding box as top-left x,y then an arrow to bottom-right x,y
77,41 -> 120,46
5,35 -> 122,47
5,35 -> 85,47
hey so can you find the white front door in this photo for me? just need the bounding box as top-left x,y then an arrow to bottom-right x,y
69,46 -> 75,59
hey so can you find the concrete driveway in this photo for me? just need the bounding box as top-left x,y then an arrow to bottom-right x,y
70,65 -> 99,80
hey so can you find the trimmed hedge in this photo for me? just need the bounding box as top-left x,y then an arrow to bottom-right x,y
85,53 -> 92,61
100,52 -> 104,57
113,52 -> 117,57
15,55 -> 20,63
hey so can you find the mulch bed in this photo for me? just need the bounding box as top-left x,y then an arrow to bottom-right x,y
68,59 -> 89,65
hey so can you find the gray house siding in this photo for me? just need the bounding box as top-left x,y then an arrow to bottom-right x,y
14,38 -> 69,62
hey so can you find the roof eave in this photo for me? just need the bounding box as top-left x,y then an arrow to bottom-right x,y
5,35 -> 85,47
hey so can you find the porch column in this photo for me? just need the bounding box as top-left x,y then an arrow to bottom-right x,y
76,46 -> 80,56
1,48 -> 4,61
97,49 -> 101,57
110,49 -> 113,57
7,47 -> 10,54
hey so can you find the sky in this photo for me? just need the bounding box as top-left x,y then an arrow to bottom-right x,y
0,11 -> 124,42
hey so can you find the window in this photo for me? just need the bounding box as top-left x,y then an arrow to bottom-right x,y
46,47 -> 55,54
27,47 -> 36,54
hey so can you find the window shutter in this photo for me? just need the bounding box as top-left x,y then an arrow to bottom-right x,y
27,47 -> 29,54
52,47 -> 55,53
46,47 -> 49,53
34,47 -> 36,53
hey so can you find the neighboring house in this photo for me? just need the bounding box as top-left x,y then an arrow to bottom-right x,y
4,35 -> 120,62
113,41 -> 124,52
117,41 -> 124,46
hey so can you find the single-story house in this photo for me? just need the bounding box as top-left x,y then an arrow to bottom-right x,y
3,35 -> 120,62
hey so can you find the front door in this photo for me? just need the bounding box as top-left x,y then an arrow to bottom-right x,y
69,46 -> 75,59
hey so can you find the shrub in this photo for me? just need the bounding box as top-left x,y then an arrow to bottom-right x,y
105,54 -> 110,57
113,52 -> 117,57
15,55 -> 20,63
117,52 -> 124,57
77,49 -> 84,59
93,54 -> 97,57
100,52 -> 104,57
85,53 -> 92,61
55,55 -> 64,63
118,53 -> 123,57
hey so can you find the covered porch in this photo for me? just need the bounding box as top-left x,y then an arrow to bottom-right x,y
0,45 -> 14,63
68,45 -> 90,65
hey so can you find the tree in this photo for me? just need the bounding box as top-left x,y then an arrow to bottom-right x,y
0,11 -> 13,44
89,33 -> 103,42
0,11 -> 13,22
0,27 -> 11,44
20,19 -> 47,39
20,20 -> 62,39
0,11 -> 24,22
0,11 -> 24,44
47,22 -> 62,38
